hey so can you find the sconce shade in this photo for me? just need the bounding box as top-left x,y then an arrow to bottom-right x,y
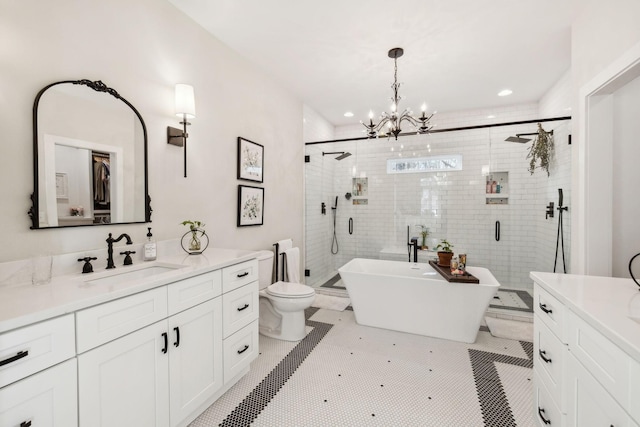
175,84 -> 196,118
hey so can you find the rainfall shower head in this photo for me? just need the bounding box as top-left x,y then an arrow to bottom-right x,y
505,135 -> 532,143
505,128 -> 554,144
322,151 -> 352,160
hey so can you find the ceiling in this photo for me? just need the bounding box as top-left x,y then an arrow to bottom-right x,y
168,0 -> 573,128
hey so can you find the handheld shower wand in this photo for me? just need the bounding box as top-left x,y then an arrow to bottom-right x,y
553,188 -> 569,273
331,196 -> 339,254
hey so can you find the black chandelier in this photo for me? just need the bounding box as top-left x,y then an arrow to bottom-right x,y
361,47 -> 434,140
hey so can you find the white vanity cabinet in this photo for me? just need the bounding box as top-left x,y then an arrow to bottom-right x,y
0,314 -> 77,427
221,260 -> 259,383
531,273 -> 640,427
533,285 -> 568,426
77,270 -> 224,427
0,252 -> 259,427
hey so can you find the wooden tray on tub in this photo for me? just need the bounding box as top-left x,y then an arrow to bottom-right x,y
428,260 -> 479,284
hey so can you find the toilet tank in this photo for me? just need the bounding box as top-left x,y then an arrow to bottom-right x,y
256,250 -> 275,289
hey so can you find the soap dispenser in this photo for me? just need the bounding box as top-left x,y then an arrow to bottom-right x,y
143,227 -> 157,261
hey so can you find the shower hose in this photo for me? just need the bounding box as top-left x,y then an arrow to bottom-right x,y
331,205 -> 339,254
553,205 -> 567,273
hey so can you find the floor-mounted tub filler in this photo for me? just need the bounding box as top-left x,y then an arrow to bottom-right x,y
338,258 -> 500,343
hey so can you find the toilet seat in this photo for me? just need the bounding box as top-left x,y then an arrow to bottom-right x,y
266,281 -> 315,298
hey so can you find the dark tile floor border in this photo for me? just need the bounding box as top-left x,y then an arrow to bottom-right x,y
217,306 -> 532,426
469,341 -> 533,427
320,273 -> 345,290
218,308 -> 330,426
489,289 -> 534,313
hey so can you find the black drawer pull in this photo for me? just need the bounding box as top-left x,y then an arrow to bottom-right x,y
539,303 -> 553,314
174,327 -> 180,347
237,345 -> 249,354
21,421 -> 32,427
237,303 -> 250,312
538,407 -> 551,425
0,350 -> 28,367
539,350 -> 552,364
161,332 -> 168,354
236,271 -> 249,278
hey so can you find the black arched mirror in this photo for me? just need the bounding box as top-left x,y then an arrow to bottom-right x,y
30,79 -> 151,228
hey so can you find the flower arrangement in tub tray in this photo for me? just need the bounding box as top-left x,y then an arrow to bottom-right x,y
434,239 -> 454,267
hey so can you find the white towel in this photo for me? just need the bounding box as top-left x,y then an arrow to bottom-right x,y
277,239 -> 293,254
283,247 -> 300,283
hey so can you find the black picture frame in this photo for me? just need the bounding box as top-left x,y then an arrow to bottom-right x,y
237,185 -> 264,227
237,137 -> 264,183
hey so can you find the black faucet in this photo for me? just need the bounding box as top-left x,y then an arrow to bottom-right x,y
408,237 -> 419,263
106,233 -> 133,269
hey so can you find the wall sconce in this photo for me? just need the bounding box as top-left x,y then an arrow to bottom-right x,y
167,84 -> 196,177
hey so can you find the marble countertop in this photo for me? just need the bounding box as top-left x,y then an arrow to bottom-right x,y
0,248 -> 258,334
530,271 -> 640,362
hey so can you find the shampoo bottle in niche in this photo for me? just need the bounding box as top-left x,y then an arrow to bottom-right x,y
143,227 -> 157,261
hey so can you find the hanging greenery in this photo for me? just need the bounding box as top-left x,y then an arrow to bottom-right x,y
527,123 -> 554,176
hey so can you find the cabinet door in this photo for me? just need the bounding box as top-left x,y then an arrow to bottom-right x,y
0,358 -> 77,427
78,320 -> 170,427
566,353 -> 639,427
168,298 -> 223,427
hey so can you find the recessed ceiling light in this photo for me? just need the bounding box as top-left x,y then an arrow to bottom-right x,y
487,115 -> 496,119
344,111 -> 354,117
498,89 -> 513,97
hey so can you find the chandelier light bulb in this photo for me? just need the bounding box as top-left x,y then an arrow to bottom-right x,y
421,103 -> 427,112
369,110 -> 374,119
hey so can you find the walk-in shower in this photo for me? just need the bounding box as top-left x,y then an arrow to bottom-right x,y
305,117 -> 572,292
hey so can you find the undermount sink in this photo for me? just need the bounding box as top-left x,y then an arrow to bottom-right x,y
86,263 -> 184,286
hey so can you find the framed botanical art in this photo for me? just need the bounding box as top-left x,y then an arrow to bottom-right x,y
237,137 -> 264,183
237,185 -> 264,227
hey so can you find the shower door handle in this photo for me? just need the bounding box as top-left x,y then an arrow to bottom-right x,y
348,218 -> 353,235
495,221 -> 500,241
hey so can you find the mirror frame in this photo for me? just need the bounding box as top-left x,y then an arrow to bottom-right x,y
30,79 -> 152,229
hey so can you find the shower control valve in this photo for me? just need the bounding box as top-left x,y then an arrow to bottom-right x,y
545,202 -> 555,219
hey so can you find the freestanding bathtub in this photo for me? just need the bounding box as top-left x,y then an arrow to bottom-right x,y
338,258 -> 500,343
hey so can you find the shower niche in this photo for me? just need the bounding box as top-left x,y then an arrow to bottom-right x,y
485,171 -> 508,205
352,177 -> 368,204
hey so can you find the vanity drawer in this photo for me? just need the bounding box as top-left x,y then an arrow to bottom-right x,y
168,270 -> 222,315
222,282 -> 259,338
223,320 -> 258,383
534,371 -> 564,427
76,286 -> 168,353
534,285 -> 566,342
0,314 -> 75,388
566,311 -> 632,413
222,259 -> 258,293
534,316 -> 567,410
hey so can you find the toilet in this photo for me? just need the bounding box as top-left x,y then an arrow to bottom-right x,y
256,250 -> 316,341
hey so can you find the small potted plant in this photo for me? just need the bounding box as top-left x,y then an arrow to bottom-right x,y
435,239 -> 454,267
416,225 -> 429,250
181,220 -> 207,254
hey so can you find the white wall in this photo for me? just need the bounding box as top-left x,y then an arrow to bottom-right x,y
0,0 -> 303,266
